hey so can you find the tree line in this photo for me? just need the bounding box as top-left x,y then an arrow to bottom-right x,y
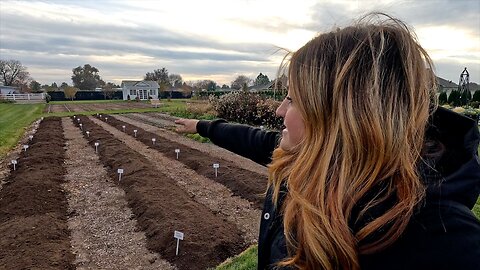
0,59 -> 274,95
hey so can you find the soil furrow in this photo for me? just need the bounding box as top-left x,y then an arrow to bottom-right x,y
90,116 -> 260,245
101,114 -> 267,209
118,113 -> 267,176
0,117 -> 75,269
62,118 -> 175,270
73,115 -> 246,270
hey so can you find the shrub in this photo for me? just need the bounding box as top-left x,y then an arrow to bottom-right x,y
210,91 -> 283,130
438,92 -> 447,105
255,98 -> 283,129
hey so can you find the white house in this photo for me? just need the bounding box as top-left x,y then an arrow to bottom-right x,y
121,80 -> 160,100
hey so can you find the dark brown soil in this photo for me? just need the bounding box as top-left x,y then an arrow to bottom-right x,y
101,114 -> 267,209
0,117 -> 75,269
74,115 -> 246,270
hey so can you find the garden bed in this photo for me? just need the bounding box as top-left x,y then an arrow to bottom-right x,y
99,114 -> 267,209
0,117 -> 75,269
73,115 -> 247,269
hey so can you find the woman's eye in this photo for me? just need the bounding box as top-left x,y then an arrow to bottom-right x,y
286,96 -> 292,104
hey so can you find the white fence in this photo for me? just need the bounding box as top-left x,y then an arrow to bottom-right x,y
0,93 -> 45,102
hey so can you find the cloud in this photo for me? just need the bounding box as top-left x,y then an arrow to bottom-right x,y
0,0 -> 478,85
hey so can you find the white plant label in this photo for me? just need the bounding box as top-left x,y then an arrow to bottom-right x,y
23,145 -> 29,152
105,117 -> 108,122
73,115 -> 76,119
29,135 -> 33,140
213,163 -> 219,177
175,149 -> 180,159
152,138 -> 156,145
11,160 -> 17,170
134,130 -> 138,137
174,230 -> 184,256
99,114 -> 102,118
79,123 -> 83,130
77,118 -> 80,123
117,168 -> 124,181
86,131 -> 90,137
122,125 -> 126,132
94,142 -> 99,153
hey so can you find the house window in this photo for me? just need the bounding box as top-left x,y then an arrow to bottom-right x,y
150,89 -> 156,96
130,89 -> 135,95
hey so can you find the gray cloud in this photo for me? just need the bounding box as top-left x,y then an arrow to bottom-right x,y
0,0 -> 478,85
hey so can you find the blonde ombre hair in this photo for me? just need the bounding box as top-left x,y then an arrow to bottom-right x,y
268,13 -> 437,269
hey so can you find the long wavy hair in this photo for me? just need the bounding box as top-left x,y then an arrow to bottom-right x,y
268,13 -> 437,269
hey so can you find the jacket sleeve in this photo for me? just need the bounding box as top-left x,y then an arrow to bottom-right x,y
196,119 -> 280,166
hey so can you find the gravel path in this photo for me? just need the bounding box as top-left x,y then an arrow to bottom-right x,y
91,116 -> 261,245
62,118 -> 175,270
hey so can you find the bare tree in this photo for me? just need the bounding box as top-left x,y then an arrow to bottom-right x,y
102,83 -> 115,100
169,74 -> 183,88
64,86 -> 79,101
231,75 -> 252,90
0,59 -> 30,86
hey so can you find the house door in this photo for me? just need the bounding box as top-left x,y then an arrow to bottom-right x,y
139,89 -> 148,100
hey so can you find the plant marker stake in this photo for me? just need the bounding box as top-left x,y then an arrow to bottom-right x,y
174,231 -> 184,256
77,118 -> 80,123
94,142 -> 99,153
11,160 -> 17,171
175,149 -> 180,159
134,130 -> 138,137
213,163 -> 219,177
86,131 -> 90,137
23,145 -> 29,152
117,168 -> 124,181
152,138 -> 156,145
28,135 -> 33,141
99,114 -> 102,118
122,125 -> 126,132
73,115 -> 76,119
105,117 -> 108,122
79,123 -> 83,131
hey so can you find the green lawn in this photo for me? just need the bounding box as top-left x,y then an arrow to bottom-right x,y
214,245 -> 257,270
0,103 -> 45,157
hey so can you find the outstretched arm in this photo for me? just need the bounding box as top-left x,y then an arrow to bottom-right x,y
175,118 -> 279,166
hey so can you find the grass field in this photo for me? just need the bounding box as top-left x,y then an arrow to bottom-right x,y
0,103 -> 45,157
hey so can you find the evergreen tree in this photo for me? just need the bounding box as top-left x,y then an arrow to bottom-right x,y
471,90 -> 480,102
438,91 -> 448,105
448,90 -> 461,106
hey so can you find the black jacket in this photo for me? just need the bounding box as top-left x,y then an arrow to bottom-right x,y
197,107 -> 480,270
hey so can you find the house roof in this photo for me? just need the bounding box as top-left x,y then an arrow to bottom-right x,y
121,80 -> 159,88
437,76 -> 458,88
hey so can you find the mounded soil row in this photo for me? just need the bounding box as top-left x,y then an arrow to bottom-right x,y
100,114 -> 267,209
0,117 -> 75,269
62,118 -> 175,269
73,115 -> 246,270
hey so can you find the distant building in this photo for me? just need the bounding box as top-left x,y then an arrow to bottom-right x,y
121,80 -> 159,100
0,85 -> 19,95
436,76 -> 478,96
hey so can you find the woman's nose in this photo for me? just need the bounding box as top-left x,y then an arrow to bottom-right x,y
276,102 -> 285,117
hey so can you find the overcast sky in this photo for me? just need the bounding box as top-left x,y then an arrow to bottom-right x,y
0,0 -> 479,86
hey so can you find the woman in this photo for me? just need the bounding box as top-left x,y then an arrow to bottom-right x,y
176,13 -> 480,270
